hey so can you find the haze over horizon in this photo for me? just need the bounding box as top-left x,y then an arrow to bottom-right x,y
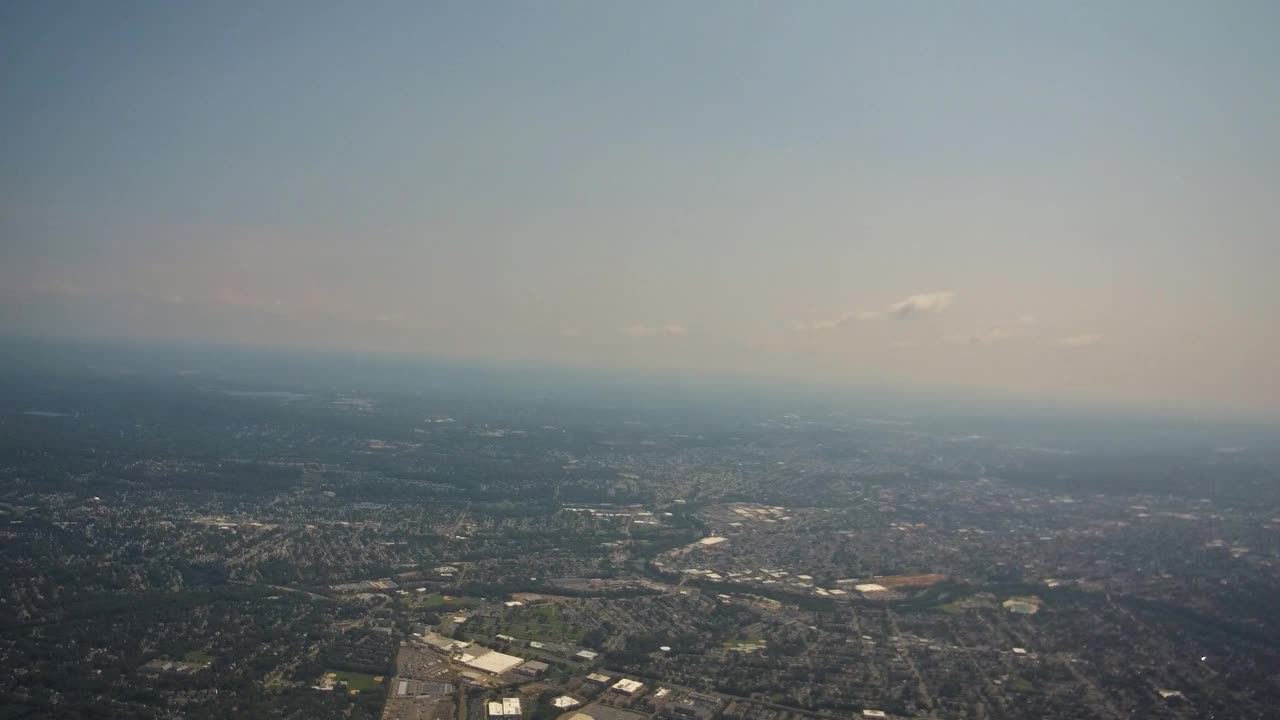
3,1 -> 1278,418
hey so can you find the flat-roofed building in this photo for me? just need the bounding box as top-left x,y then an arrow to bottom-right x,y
644,687 -> 671,709
516,660 -> 549,676
393,678 -> 455,697
459,648 -> 524,675
611,678 -> 643,695
419,631 -> 469,652
672,692 -> 722,720
486,698 -> 522,717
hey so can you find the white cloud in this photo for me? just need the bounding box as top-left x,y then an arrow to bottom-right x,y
625,324 -> 687,337
794,310 -> 881,331
795,291 -> 958,331
1049,333 -> 1103,348
887,340 -> 919,349
887,291 -> 955,319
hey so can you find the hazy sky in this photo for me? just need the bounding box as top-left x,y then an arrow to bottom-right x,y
3,1 -> 1278,417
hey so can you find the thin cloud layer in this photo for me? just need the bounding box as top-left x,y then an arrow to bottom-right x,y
887,292 -> 955,319
625,324 -> 688,337
960,315 -> 1038,344
965,326 -> 1021,344
1049,333 -> 1104,348
794,310 -> 881,331
795,292 -> 955,331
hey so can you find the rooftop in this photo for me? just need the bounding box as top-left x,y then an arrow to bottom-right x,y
612,678 -> 643,694
459,648 -> 524,674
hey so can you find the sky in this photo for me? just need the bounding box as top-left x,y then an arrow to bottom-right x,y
2,1 -> 1278,418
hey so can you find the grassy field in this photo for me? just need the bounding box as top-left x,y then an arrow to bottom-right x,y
1008,676 -> 1034,692
412,593 -> 483,609
937,595 -> 996,614
183,650 -> 215,665
500,604 -> 586,642
325,671 -> 384,692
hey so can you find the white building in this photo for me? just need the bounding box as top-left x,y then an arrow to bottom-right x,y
459,648 -> 524,675
612,678 -> 644,694
551,696 -> 581,709
487,698 -> 523,717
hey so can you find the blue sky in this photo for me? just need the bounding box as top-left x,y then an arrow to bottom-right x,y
3,1 -> 1278,416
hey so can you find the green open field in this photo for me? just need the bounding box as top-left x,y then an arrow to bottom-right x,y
937,595 -> 996,614
1008,676 -> 1034,693
183,650 -> 215,665
325,671 -> 383,692
499,603 -> 586,642
411,593 -> 483,609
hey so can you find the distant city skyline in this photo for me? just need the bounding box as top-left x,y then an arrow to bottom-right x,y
3,1 -> 1278,417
